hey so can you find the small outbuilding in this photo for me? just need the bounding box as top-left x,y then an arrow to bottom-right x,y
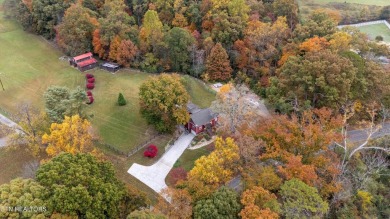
101,63 -> 120,73
69,52 -> 98,72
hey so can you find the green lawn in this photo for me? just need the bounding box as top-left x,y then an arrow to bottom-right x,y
298,0 -> 389,6
0,11 -> 215,152
358,23 -> 390,43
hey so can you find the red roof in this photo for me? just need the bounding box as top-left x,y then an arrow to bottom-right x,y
77,58 -> 97,68
73,52 -> 93,62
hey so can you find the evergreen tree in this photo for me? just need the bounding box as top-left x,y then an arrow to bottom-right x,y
118,92 -> 127,106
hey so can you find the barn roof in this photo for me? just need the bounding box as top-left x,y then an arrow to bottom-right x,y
77,58 -> 97,68
191,108 -> 218,126
73,52 -> 93,61
187,103 -> 200,114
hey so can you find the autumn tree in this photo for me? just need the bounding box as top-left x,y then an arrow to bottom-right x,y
299,36 -> 330,53
280,179 -> 329,218
250,108 -> 343,197
2,104 -> 49,157
139,74 -> 189,133
188,137 -> 240,185
204,43 -> 232,81
36,153 -> 132,218
108,35 -> 122,61
42,115 -> 96,158
268,49 -> 357,111
294,10 -> 337,41
153,188 -> 193,219
164,27 -> 195,73
0,178 -> 49,218
239,186 -> 280,219
211,84 -> 265,135
56,3 -> 98,56
140,10 -> 164,53
44,86 -> 88,123
272,0 -> 298,29
193,187 -> 241,219
116,39 -> 139,67
127,210 -> 167,219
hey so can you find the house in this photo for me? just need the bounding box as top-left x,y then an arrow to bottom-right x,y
101,62 -> 120,72
186,103 -> 218,135
69,52 -> 98,72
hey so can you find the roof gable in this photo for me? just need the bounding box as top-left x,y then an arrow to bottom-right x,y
191,108 -> 217,126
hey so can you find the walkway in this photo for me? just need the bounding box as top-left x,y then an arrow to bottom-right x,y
128,133 -> 195,195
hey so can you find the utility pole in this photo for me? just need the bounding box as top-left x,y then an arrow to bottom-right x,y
0,73 -> 4,91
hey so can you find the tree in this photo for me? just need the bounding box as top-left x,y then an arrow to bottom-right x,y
193,187 -> 241,219
0,178 -> 49,218
56,3 -> 98,56
299,36 -> 330,53
164,27 -> 195,73
36,153 -> 129,218
294,10 -> 337,41
116,39 -> 139,67
211,84 -> 263,135
31,0 -> 75,38
153,188 -> 193,219
2,104 -> 49,157
44,86 -> 88,123
188,137 -> 240,185
240,186 -> 280,219
280,179 -> 329,219
139,74 -> 190,133
204,43 -> 232,81
118,92 -> 127,106
42,115 -> 96,158
268,49 -> 357,111
109,35 -> 122,61
140,10 -> 164,52
272,0 -> 298,29
210,11 -> 246,47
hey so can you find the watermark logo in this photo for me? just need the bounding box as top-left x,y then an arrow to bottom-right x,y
1,206 -> 47,213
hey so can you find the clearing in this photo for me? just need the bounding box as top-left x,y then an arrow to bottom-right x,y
357,23 -> 390,43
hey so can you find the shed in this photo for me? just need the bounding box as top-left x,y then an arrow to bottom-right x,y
69,52 -> 98,72
101,63 -> 120,72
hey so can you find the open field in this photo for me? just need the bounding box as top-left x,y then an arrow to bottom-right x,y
0,148 -> 38,184
298,0 -> 389,6
0,11 -> 215,152
357,23 -> 390,42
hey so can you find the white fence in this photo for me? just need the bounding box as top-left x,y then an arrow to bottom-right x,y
338,20 -> 390,30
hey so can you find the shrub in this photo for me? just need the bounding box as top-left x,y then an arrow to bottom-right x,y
375,35 -> 384,41
86,91 -> 92,96
87,78 -> 95,83
86,73 -> 94,79
87,96 -> 94,104
86,83 -> 94,89
167,167 -> 188,186
143,145 -> 158,158
118,93 -> 127,106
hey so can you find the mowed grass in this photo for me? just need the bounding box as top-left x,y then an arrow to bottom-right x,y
0,11 -> 215,152
298,0 -> 389,6
358,23 -> 390,43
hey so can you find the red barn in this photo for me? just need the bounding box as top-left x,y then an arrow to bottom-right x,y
70,52 -> 98,72
186,103 -> 218,135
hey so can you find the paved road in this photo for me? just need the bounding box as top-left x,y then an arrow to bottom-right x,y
347,123 -> 390,143
128,133 -> 195,198
0,113 -> 20,147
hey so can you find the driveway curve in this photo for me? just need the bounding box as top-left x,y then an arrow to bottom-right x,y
128,133 -> 195,195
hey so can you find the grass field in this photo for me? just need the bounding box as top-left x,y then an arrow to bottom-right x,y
0,11 -> 215,152
298,0 -> 389,6
0,148 -> 38,184
358,23 -> 390,43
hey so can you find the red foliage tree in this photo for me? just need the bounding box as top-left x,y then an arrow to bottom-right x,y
167,167 -> 188,186
86,73 -> 94,79
86,91 -> 92,96
87,96 -> 94,104
87,78 -> 95,83
144,145 -> 158,158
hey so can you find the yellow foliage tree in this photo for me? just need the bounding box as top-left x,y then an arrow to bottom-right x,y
329,32 -> 352,52
42,115 -> 96,158
188,137 -> 240,185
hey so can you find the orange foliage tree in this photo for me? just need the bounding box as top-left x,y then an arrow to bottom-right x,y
240,186 -> 280,219
116,39 -> 139,67
205,43 -> 232,81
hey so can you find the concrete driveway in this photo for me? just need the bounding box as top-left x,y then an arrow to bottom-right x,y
0,113 -> 20,147
128,133 -> 195,195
